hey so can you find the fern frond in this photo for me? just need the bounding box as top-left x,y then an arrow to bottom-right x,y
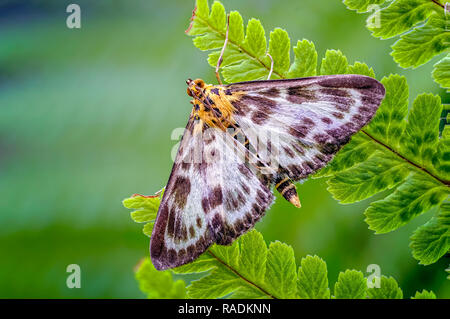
343,0 -> 449,88
135,258 -> 186,299
318,74 -> 449,264
131,229 -> 437,299
186,0 -> 450,265
123,196 -> 441,298
125,0 -> 449,274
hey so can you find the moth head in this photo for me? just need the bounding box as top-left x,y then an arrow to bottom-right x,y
186,78 -> 206,98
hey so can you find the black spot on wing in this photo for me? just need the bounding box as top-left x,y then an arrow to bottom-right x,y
209,186 -> 223,209
241,95 -> 277,110
320,88 -> 350,97
189,225 -> 196,238
214,184 -> 273,246
238,163 -> 253,179
321,117 -> 332,124
167,206 -> 176,237
224,190 -> 247,212
236,95 -> 277,124
196,217 -> 203,228
173,176 -> 191,209
151,230 -> 214,270
202,197 -> 210,214
289,124 -> 308,139
241,183 -> 251,195
287,87 -> 317,104
211,213 -> 223,231
260,87 -> 280,98
332,112 -> 345,119
252,111 -> 269,125
324,96 -> 353,112
232,100 -> 251,116
283,146 -> 295,158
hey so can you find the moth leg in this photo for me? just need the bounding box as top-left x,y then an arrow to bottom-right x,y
215,14 -> 230,85
266,52 -> 274,80
154,187 -> 165,196
275,176 -> 301,208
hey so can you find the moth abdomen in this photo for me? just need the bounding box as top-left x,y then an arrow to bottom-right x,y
275,176 -> 301,208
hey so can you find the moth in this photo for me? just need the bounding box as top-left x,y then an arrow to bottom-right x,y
150,18 -> 386,271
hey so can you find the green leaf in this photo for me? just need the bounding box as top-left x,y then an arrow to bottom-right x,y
244,19 -> 267,58
391,14 -> 450,68
123,194 -> 160,223
228,11 -> 244,44
133,230 -> 442,299
171,231 -> 284,299
172,253 -> 217,274
288,39 -> 317,78
316,72 -> 449,263
328,151 -> 409,203
412,290 -> 437,299
127,1 -> 450,300
364,74 -> 409,149
402,93 -> 442,170
368,0 -> 438,39
365,173 -> 449,234
434,124 -> 450,180
410,202 -> 450,265
133,229 -> 438,299
135,258 -> 186,299
189,0 -> 403,87
367,276 -> 403,299
347,61 -> 376,77
188,266 -> 244,299
334,270 -> 367,299
183,240 -> 268,299
315,133 -> 378,178
238,230 -> 268,288
142,222 -> 154,237
343,0 -> 386,13
195,0 -> 210,20
320,49 -> 349,75
222,59 -> 270,83
345,0 -> 448,83
187,0 -> 280,83
228,285 -> 269,299
432,54 -> 450,89
123,193 -> 161,236
210,240 -> 240,270
297,255 -> 330,299
265,242 -> 298,299
268,28 -> 290,77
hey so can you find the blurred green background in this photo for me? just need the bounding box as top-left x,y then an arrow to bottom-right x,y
0,0 -> 448,298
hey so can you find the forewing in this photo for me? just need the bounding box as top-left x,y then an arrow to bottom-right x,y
226,74 -> 385,181
150,117 -> 273,270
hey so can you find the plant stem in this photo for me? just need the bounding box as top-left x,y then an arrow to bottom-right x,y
431,0 -> 445,9
194,15 -> 284,80
362,130 -> 450,186
206,250 -> 277,299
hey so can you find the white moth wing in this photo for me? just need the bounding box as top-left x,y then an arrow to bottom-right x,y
150,116 -> 273,270
226,74 -> 385,181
